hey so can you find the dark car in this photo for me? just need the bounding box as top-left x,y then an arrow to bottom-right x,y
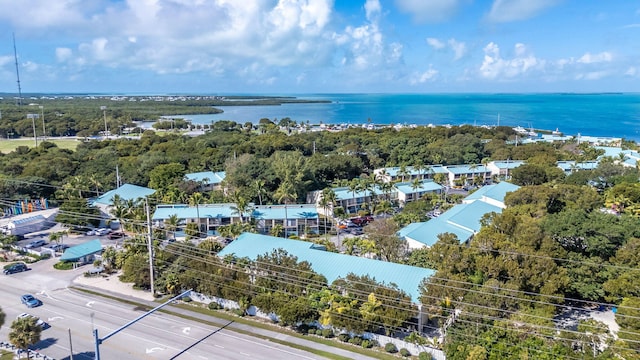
4,263 -> 28,275
21,294 -> 42,308
108,231 -> 125,240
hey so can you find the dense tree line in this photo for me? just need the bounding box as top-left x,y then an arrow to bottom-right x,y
2,114 -> 640,358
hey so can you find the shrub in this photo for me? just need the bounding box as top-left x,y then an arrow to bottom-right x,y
181,296 -> 192,302
208,302 -> 221,310
233,309 -> 245,317
385,342 -> 398,353
321,329 -> 334,338
369,339 -> 380,348
348,336 -> 363,346
419,352 -> 433,360
53,261 -> 74,270
338,333 -> 351,343
400,348 -> 411,357
296,324 -> 311,334
361,340 -> 373,349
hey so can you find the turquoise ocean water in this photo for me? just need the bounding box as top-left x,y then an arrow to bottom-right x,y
177,93 -> 640,141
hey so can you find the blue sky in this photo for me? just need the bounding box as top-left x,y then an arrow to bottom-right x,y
1,0 -> 640,94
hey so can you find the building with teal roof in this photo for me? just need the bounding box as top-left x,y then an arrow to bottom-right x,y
556,161 -> 600,175
217,233 -> 434,303
445,164 -> 491,187
463,181 -> 520,208
394,180 -> 442,204
487,160 -> 525,180
184,171 -> 226,191
93,184 -> 156,206
400,182 -> 519,249
373,165 -> 448,183
153,203 -> 319,236
331,185 -> 385,214
60,239 -> 103,264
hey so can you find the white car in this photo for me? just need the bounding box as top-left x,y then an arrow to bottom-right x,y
16,313 -> 45,328
95,228 -> 111,236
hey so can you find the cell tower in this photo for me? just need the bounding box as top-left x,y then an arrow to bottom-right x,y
13,33 -> 23,106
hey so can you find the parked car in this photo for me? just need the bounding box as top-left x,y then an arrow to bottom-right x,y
3,262 -> 28,275
25,239 -> 46,249
95,228 -> 111,236
21,294 -> 42,308
49,243 -> 70,252
108,231 -> 125,240
16,313 -> 46,328
86,229 -> 97,236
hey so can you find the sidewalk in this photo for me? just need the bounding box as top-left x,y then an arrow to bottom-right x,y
71,274 -> 380,360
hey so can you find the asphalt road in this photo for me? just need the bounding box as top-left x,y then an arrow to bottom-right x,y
0,259 -> 326,360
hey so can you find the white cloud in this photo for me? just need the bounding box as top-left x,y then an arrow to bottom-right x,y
487,0 -> 560,23
426,37 -> 445,50
55,47 -> 72,62
577,52 -> 613,64
410,65 -> 438,84
395,0 -> 461,23
575,71 -> 609,81
364,0 -> 382,22
625,67 -> 637,77
479,42 -> 541,80
448,39 -> 466,60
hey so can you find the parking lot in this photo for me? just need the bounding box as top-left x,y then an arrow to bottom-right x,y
11,224 -> 125,254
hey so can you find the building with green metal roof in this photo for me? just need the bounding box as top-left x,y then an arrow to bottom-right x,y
93,184 -> 156,206
217,233 -> 434,303
60,239 -> 103,263
400,182 -> 520,249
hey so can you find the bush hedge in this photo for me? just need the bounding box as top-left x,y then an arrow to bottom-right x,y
385,342 -> 398,353
400,348 -> 411,357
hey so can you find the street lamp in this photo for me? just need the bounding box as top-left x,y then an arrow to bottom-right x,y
27,113 -> 38,147
39,105 -> 46,140
100,106 -> 108,139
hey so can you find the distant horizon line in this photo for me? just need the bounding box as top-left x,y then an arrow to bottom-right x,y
0,91 -> 637,97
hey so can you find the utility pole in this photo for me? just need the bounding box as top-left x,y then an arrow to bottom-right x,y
68,328 -> 75,360
27,113 -> 38,147
39,105 -> 46,140
145,197 -> 155,296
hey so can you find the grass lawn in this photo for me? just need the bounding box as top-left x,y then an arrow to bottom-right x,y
0,138 -> 80,153
0,350 -> 13,360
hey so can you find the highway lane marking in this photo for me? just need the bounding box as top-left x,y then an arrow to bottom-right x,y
86,301 -> 95,307
214,344 -> 224,349
240,352 -> 251,356
182,326 -> 191,334
146,347 -> 164,354
218,332 -> 316,360
47,316 -> 64,322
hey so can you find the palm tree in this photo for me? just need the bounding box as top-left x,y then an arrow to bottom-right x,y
230,190 -> 251,223
88,174 -> 103,197
468,163 -> 478,186
347,178 -> 361,214
189,192 -> 205,237
165,214 -> 179,240
9,316 -> 42,359
110,194 -> 127,233
274,180 -> 297,237
321,188 -> 338,236
270,224 -> 284,237
398,164 -> 410,182
252,179 -> 267,205
411,178 -> 422,201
